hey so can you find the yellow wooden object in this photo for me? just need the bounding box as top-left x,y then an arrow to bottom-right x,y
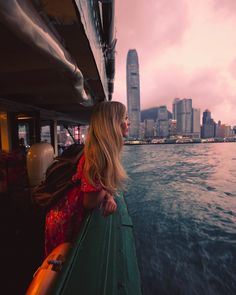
26,242 -> 71,295
0,112 -> 10,152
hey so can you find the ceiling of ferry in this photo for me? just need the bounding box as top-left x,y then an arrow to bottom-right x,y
0,0 -> 106,123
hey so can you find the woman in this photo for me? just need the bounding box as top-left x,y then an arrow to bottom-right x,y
45,101 -> 129,255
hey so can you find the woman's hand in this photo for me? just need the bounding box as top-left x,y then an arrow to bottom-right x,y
101,193 -> 117,217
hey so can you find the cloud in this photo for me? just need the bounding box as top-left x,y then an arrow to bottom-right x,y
211,0 -> 236,18
187,69 -> 227,105
115,0 -> 189,56
140,66 -> 236,123
229,58 -> 236,79
140,67 -> 224,107
114,0 -> 236,125
114,0 -> 190,102
212,99 -> 236,125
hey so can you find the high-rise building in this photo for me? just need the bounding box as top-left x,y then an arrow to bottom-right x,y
201,109 -> 215,138
175,98 -> 192,135
126,49 -> 141,139
157,106 -> 168,120
202,109 -> 211,124
169,119 -> 177,136
172,98 -> 201,137
172,98 -> 180,120
192,108 -> 201,138
144,119 -> 155,138
157,105 -> 169,137
233,126 -> 236,135
215,121 -> 232,138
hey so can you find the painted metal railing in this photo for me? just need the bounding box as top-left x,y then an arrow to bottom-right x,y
51,193 -> 142,295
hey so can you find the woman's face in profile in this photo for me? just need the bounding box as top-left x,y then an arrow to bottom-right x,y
121,114 -> 129,137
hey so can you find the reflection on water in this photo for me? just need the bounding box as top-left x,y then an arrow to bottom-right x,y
123,143 -> 236,295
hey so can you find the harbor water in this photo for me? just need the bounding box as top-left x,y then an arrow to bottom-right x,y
123,143 -> 236,295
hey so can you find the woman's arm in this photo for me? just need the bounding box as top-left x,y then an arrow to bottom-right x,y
83,190 -> 117,217
83,189 -> 106,210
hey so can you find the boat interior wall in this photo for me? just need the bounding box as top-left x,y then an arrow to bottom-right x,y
0,98 -> 91,124
0,0 -> 115,118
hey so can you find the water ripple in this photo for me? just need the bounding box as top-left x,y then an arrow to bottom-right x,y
123,143 -> 236,295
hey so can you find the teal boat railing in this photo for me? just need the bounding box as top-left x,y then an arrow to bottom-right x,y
51,193 -> 142,295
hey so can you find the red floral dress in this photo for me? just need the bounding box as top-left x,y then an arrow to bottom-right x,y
45,154 -> 102,256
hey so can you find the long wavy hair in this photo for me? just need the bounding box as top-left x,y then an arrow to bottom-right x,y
84,101 -> 128,195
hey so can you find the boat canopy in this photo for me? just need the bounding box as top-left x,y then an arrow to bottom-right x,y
0,0 -> 116,122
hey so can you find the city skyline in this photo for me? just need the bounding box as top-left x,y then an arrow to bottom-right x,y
114,0 -> 236,126
140,98 -> 230,128
138,98 -> 235,140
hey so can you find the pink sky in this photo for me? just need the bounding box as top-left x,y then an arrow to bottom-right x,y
113,0 -> 236,126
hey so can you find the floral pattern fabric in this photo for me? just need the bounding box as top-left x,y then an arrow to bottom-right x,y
45,154 -> 102,256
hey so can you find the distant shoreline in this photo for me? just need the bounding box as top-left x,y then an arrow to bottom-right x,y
124,140 -> 236,145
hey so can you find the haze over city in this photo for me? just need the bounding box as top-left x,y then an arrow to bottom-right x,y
114,0 -> 236,126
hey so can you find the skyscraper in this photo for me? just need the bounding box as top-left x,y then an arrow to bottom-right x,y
192,108 -> 201,138
157,106 -> 169,137
176,98 -> 192,135
144,119 -> 155,138
202,109 -> 212,124
201,109 -> 215,138
172,98 -> 180,120
126,49 -> 141,138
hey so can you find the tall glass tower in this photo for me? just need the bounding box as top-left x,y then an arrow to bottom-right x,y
126,49 -> 141,139
176,98 -> 192,135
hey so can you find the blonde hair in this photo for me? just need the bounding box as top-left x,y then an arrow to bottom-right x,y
84,101 -> 127,194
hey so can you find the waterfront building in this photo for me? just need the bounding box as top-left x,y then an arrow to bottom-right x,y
192,108 -> 201,138
126,49 -> 141,139
215,121 -> 232,138
202,109 -> 211,124
157,120 -> 169,138
226,125 -> 233,137
144,119 -> 155,138
215,120 -> 221,138
141,107 -> 172,122
172,98 -> 180,120
233,126 -> 236,135
176,98 -> 192,136
140,122 -> 145,139
156,105 -> 169,138
201,109 -> 215,138
157,106 -> 168,120
169,119 -> 177,136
